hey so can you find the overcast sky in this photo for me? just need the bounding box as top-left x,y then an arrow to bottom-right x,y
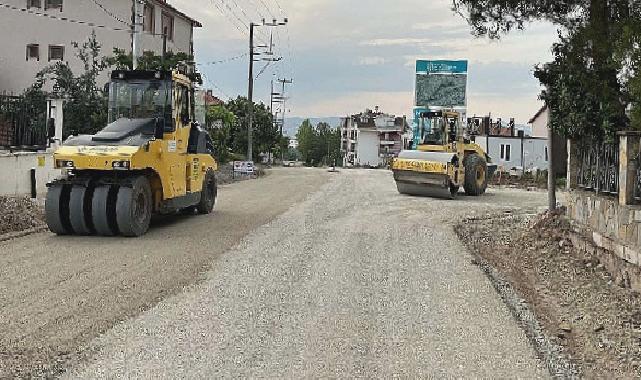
173,0 -> 559,123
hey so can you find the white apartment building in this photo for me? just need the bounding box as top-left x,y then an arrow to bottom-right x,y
341,109 -> 408,168
0,0 -> 200,93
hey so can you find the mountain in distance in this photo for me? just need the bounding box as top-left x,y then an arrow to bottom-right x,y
282,117 -> 343,137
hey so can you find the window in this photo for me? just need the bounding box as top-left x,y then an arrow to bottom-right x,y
27,0 -> 41,8
48,45 -> 64,61
161,12 -> 174,40
45,0 -> 62,10
500,144 -> 511,161
143,4 -> 154,33
26,44 -> 40,61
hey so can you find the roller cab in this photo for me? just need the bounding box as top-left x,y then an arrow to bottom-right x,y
46,70 -> 218,237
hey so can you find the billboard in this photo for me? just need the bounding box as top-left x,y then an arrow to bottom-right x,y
415,60 -> 468,109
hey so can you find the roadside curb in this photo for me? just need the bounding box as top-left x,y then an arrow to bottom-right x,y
458,215 -> 580,379
0,227 -> 47,243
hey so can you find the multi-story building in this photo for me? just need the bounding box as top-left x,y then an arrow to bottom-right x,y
0,0 -> 201,93
341,108 -> 408,168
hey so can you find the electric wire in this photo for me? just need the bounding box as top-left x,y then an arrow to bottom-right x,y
90,0 -> 129,25
198,52 -> 249,66
0,1 -> 131,32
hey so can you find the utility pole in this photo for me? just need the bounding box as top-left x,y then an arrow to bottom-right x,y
276,78 -> 292,162
246,18 -> 288,162
132,0 -> 143,70
547,108 -> 557,211
247,22 -> 255,161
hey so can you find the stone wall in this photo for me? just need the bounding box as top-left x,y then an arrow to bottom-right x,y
567,191 -> 641,291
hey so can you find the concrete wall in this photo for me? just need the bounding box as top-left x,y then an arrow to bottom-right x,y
0,0 -> 196,93
356,130 -> 381,167
0,152 -> 61,196
567,191 -> 641,291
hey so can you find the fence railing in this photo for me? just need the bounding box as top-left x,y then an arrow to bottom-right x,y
0,93 -> 48,151
576,140 -> 619,195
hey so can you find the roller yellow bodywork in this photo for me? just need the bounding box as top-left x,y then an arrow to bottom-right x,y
392,110 -> 493,199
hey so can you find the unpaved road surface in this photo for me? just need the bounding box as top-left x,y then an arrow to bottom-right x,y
0,168 -> 329,378
61,169 -> 552,378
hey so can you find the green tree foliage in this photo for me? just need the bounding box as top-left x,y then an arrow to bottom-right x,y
296,120 -> 342,166
452,0 -> 641,139
224,96 -> 278,161
106,49 -> 202,85
205,104 -> 237,163
31,32 -> 110,137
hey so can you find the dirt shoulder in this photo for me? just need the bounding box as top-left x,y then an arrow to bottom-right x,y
0,196 -> 45,235
0,168 -> 330,379
457,212 -> 641,378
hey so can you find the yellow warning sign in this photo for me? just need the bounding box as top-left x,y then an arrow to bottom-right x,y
37,156 -> 46,167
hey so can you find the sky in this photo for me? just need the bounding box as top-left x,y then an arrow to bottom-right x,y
173,0 -> 560,124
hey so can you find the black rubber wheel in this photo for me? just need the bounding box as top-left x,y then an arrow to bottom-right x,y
116,176 -> 153,237
69,185 -> 95,235
45,184 -> 72,235
92,185 -> 119,236
197,170 -> 217,215
464,154 -> 488,196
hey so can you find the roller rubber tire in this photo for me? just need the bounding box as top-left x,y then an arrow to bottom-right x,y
464,154 -> 488,196
116,176 -> 152,237
92,185 -> 119,236
197,170 -> 217,215
69,185 -> 94,235
45,185 -> 72,235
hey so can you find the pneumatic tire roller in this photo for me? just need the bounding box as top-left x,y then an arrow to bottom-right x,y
46,70 -> 219,237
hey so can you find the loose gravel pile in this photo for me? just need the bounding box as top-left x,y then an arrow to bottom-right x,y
457,212 -> 641,378
0,196 -> 45,236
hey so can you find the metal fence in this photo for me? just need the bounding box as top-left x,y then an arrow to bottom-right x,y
576,140 -> 619,195
0,93 -> 48,151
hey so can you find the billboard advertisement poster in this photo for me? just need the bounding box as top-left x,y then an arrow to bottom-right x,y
415,60 -> 468,109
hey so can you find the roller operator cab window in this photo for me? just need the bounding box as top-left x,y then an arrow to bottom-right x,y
174,84 -> 191,126
420,117 -> 446,145
108,80 -> 173,131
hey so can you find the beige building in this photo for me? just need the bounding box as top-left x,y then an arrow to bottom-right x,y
0,0 -> 200,93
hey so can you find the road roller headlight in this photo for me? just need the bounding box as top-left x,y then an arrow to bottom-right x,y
56,160 -> 75,169
112,160 -> 131,170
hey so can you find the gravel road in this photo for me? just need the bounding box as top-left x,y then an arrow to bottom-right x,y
65,169 -> 552,378
0,168 -> 329,378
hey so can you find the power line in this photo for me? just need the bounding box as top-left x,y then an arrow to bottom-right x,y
198,52 -> 249,66
209,0 -> 248,36
0,1 -> 131,32
201,71 -> 230,100
90,0 -> 129,25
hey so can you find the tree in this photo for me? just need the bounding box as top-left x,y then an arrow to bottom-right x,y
296,119 -> 315,164
225,96 -> 278,161
206,104 -> 237,163
452,0 -> 641,139
106,49 -> 202,85
31,31 -> 110,137
296,120 -> 342,166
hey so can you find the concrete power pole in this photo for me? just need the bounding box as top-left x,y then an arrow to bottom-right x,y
132,0 -> 143,70
547,108 -> 557,211
246,18 -> 288,162
247,22 -> 255,161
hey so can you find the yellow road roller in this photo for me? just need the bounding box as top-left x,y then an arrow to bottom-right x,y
46,70 -> 218,237
392,110 -> 496,199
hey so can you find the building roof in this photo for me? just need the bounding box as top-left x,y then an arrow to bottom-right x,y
156,0 -> 202,27
528,105 -> 547,124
